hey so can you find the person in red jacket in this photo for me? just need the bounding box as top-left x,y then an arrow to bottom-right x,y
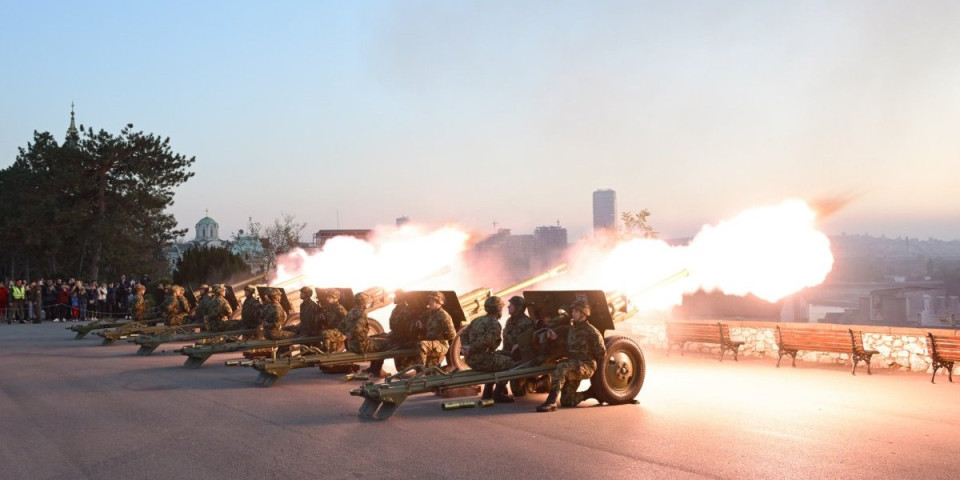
56,285 -> 71,322
0,281 -> 8,324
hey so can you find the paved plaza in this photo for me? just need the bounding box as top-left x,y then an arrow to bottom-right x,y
1,323 -> 958,480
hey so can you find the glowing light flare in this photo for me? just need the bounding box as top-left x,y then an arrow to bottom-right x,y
558,199 -> 834,313
686,199 -> 833,302
271,225 -> 471,292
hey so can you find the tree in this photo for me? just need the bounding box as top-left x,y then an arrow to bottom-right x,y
0,123 -> 194,280
621,209 -> 659,239
246,213 -> 306,271
173,245 -> 251,286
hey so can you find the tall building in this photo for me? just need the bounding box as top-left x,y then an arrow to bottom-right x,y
593,189 -> 617,235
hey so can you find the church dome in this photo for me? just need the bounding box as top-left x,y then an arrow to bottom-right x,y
197,216 -> 218,227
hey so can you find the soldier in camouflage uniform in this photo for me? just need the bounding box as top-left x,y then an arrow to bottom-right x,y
163,285 -> 192,326
464,296 -> 516,402
204,284 -> 234,332
240,285 -> 263,338
414,291 -> 456,368
537,300 -> 606,412
318,289 -> 347,352
188,285 -> 211,325
294,286 -> 322,339
129,284 -> 147,324
387,291 -> 417,371
262,288 -> 293,340
341,292 -> 391,377
503,295 -> 536,361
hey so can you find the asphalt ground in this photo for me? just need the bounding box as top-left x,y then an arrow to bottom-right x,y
1,322 -> 958,480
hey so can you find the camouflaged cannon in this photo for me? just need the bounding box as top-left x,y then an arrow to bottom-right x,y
351,289 -> 645,420
94,288 -> 205,345
128,284 -> 266,355
177,286 -> 390,368
227,266 -> 568,387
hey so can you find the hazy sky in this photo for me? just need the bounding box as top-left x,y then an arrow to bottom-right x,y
2,1 -> 958,242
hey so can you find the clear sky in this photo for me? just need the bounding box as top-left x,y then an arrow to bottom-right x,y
2,1 -> 958,242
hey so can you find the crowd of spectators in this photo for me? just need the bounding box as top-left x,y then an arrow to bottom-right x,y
0,274 -> 151,324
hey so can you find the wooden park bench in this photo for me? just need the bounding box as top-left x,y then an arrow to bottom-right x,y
666,322 -> 743,361
925,332 -> 960,384
775,326 -> 877,375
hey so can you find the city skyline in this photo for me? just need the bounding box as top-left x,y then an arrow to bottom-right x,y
2,2 -> 958,242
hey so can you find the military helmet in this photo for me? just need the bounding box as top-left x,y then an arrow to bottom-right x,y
243,284 -> 256,293
199,284 -> 210,292
324,288 -> 341,300
267,288 -> 282,300
172,285 -> 184,294
354,292 -> 370,308
299,286 -> 313,297
570,300 -> 591,317
427,291 -> 445,305
484,296 -> 504,313
212,284 -> 224,294
508,295 -> 526,308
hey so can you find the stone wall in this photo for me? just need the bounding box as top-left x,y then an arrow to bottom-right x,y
621,318 -> 960,377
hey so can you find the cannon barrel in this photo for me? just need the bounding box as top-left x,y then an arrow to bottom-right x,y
493,264 -> 567,299
461,264 -> 569,321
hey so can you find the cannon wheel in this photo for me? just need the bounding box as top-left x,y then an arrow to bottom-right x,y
445,327 -> 468,370
592,335 -> 645,405
368,318 -> 385,336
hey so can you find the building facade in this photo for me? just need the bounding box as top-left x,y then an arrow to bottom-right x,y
593,189 -> 617,235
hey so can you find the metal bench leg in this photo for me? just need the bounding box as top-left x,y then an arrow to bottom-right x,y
850,356 -> 858,376
719,348 -> 725,362
949,362 -> 955,383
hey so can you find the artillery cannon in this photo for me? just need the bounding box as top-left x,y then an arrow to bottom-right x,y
95,287 -> 206,345
177,286 -> 390,368
229,267 -> 566,387
351,289 -> 645,420
130,285 -> 284,356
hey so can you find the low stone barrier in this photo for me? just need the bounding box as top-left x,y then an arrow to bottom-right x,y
623,317 -> 960,376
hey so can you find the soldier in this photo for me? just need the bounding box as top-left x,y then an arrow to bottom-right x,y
240,285 -> 263,338
205,284 -> 234,331
318,289 -> 347,352
189,285 -> 212,324
262,288 -> 293,340
463,296 -> 515,403
413,291 -> 456,368
342,292 -> 391,377
537,300 -> 606,412
163,285 -> 192,326
129,284 -> 147,324
503,295 -> 536,361
295,286 -> 322,338
388,291 -> 418,371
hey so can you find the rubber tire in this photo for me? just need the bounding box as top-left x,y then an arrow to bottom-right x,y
592,335 -> 645,405
367,318 -> 385,336
445,327 -> 468,370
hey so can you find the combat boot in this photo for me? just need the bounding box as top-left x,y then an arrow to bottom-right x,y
481,383 -> 495,401
493,381 -> 514,403
536,389 -> 559,412
366,360 -> 388,378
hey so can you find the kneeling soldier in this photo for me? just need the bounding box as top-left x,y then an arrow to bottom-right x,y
537,300 -> 605,412
262,289 -> 293,340
463,296 -> 515,403
342,292 -> 391,378
414,291 -> 456,368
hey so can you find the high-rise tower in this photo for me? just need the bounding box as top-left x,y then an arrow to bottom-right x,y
593,189 -> 617,235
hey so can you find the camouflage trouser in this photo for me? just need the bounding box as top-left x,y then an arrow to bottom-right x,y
466,351 -> 513,372
551,359 -> 597,407
222,319 -> 241,331
350,336 -> 390,355
417,340 -> 449,367
265,327 -> 296,341
166,314 -> 186,327
319,329 -> 346,352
